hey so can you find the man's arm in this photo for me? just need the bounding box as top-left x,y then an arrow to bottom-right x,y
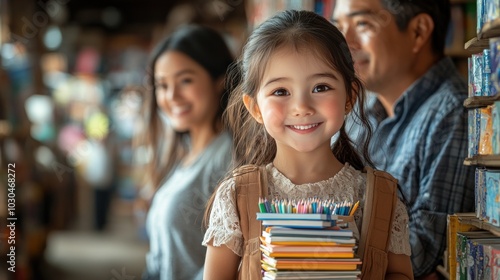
410,108 -> 475,277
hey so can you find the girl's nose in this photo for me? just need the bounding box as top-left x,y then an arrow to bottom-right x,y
293,95 -> 315,117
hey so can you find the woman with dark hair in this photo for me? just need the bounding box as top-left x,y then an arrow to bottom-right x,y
138,25 -> 233,280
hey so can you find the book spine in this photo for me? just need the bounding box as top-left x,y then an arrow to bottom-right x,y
492,247 -> 500,280
476,243 -> 485,280
457,233 -> 467,280
466,239 -> 478,280
448,214 -> 479,279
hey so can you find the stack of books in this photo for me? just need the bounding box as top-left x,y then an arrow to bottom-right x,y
257,208 -> 361,279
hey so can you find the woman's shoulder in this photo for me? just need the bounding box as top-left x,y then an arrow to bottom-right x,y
210,131 -> 232,152
204,132 -> 233,164
220,131 -> 232,143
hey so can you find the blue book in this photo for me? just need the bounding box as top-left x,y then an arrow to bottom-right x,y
257,213 -> 337,221
261,219 -> 336,229
262,227 -> 354,239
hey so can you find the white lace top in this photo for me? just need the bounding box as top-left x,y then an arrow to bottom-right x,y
202,163 -> 411,256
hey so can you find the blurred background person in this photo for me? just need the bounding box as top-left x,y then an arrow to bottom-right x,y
135,24 -> 234,280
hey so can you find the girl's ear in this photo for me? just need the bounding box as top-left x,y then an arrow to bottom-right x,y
243,94 -> 263,123
345,82 -> 359,114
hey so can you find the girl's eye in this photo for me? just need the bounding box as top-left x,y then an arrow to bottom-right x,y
272,88 -> 289,96
313,84 -> 331,93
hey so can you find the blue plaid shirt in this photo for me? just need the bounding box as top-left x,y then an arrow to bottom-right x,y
346,57 -> 475,277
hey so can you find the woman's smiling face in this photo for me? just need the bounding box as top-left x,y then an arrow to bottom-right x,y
154,51 -> 221,133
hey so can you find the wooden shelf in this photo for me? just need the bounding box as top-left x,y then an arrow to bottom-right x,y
464,154 -> 500,167
463,95 -> 500,108
465,18 -> 500,53
457,215 -> 500,237
464,37 -> 490,53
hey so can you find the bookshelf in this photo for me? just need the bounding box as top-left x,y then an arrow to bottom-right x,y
446,1 -> 500,279
464,154 -> 500,167
458,214 -> 500,237
463,93 -> 500,108
465,36 -> 492,52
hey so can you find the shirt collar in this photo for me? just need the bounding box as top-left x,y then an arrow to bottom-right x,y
368,57 -> 458,121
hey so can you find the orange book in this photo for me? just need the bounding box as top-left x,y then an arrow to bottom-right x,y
262,261 -> 359,271
260,237 -> 354,248
264,240 -> 355,246
262,255 -> 361,271
260,247 -> 355,258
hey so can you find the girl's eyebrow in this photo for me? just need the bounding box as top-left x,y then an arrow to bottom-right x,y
263,72 -> 339,87
263,77 -> 290,87
311,73 -> 339,81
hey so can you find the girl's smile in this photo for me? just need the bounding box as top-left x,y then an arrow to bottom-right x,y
287,122 -> 322,134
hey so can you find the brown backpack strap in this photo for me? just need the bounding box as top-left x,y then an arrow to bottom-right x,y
234,164 -> 268,280
359,166 -> 398,280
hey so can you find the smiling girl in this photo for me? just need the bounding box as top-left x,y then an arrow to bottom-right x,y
202,10 -> 413,280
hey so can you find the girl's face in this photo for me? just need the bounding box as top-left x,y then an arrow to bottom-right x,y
154,51 -> 221,133
246,47 -> 349,154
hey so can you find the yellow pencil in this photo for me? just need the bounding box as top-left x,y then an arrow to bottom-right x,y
349,201 -> 360,216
